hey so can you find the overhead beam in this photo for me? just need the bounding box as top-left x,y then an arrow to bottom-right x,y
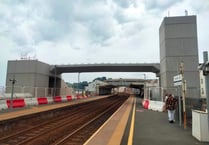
50,63 -> 160,74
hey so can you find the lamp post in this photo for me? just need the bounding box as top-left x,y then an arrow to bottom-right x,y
9,76 -> 16,109
143,74 -> 147,99
53,65 -> 57,96
78,72 -> 80,96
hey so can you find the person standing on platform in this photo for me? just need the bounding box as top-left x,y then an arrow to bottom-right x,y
165,94 -> 178,123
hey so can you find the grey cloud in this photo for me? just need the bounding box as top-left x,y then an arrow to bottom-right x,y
88,17 -> 117,43
0,0 -> 145,52
113,0 -> 131,8
34,0 -> 116,44
143,0 -> 183,12
113,8 -> 130,24
189,1 -> 209,13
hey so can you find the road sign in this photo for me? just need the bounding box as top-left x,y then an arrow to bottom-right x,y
174,81 -> 182,86
173,74 -> 182,86
173,74 -> 182,82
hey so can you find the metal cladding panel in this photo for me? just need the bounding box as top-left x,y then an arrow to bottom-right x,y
6,74 -> 35,87
165,71 -> 199,88
160,59 -> 166,73
160,71 -> 167,88
166,57 -> 199,72
165,38 -> 198,57
35,74 -> 49,87
165,23 -> 197,39
164,15 -> 196,25
183,71 -> 200,88
160,40 -> 166,62
6,60 -> 51,88
7,60 -> 36,73
7,60 -> 51,75
159,20 -> 165,44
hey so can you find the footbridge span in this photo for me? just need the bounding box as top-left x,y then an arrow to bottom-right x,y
50,63 -> 160,75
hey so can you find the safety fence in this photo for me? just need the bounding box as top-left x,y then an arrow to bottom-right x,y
143,86 -> 206,127
0,86 -> 74,99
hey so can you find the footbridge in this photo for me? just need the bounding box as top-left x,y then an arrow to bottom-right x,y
50,63 -> 160,75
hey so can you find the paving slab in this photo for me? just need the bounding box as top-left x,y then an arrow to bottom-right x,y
133,97 -> 209,145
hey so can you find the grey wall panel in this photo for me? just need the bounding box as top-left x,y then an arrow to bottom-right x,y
160,71 -> 167,88
6,74 -> 35,87
35,61 -> 51,75
35,74 -> 49,87
166,57 -> 199,71
159,15 -> 200,98
165,23 -> 197,38
165,38 -> 198,57
160,41 -> 166,61
159,21 -> 165,43
160,59 -> 166,73
7,60 -> 37,73
164,16 -> 196,25
7,60 -> 51,74
6,60 -> 51,89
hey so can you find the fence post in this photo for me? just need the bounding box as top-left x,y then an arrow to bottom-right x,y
35,87 -> 38,98
45,88 -> 47,97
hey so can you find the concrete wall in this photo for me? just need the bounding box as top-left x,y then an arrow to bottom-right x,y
60,79 -> 73,96
159,15 -> 200,98
6,60 -> 51,87
6,60 -> 56,96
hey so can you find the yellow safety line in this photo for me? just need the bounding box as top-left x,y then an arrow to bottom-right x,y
128,96 -> 136,145
84,97 -> 131,145
107,96 -> 133,145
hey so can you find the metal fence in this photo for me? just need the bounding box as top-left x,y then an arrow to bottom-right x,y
144,86 -> 178,101
0,86 -> 73,99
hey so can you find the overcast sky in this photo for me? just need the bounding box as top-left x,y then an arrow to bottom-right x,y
0,0 -> 209,86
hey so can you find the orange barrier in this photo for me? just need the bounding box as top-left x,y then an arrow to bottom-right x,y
6,98 -> 25,108
37,97 -> 48,105
53,96 -> 62,102
66,96 -> 72,101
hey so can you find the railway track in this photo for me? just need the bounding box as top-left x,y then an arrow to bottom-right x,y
0,95 -> 129,145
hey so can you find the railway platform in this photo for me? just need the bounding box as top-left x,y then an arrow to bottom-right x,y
0,95 -> 108,121
131,97 -> 208,145
0,95 -> 208,145
85,96 -> 209,145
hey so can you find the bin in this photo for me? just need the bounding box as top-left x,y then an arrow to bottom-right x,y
192,110 -> 209,142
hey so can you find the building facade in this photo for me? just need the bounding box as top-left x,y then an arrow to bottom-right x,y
6,60 -> 61,97
159,15 -> 200,98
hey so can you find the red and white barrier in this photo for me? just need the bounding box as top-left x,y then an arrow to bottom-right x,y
6,98 -> 25,108
142,99 -> 165,112
0,95 -> 89,111
0,100 -> 8,110
25,98 -> 38,106
142,99 -> 149,109
148,100 -> 165,112
66,96 -> 72,101
53,96 -> 62,102
37,97 -> 48,105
